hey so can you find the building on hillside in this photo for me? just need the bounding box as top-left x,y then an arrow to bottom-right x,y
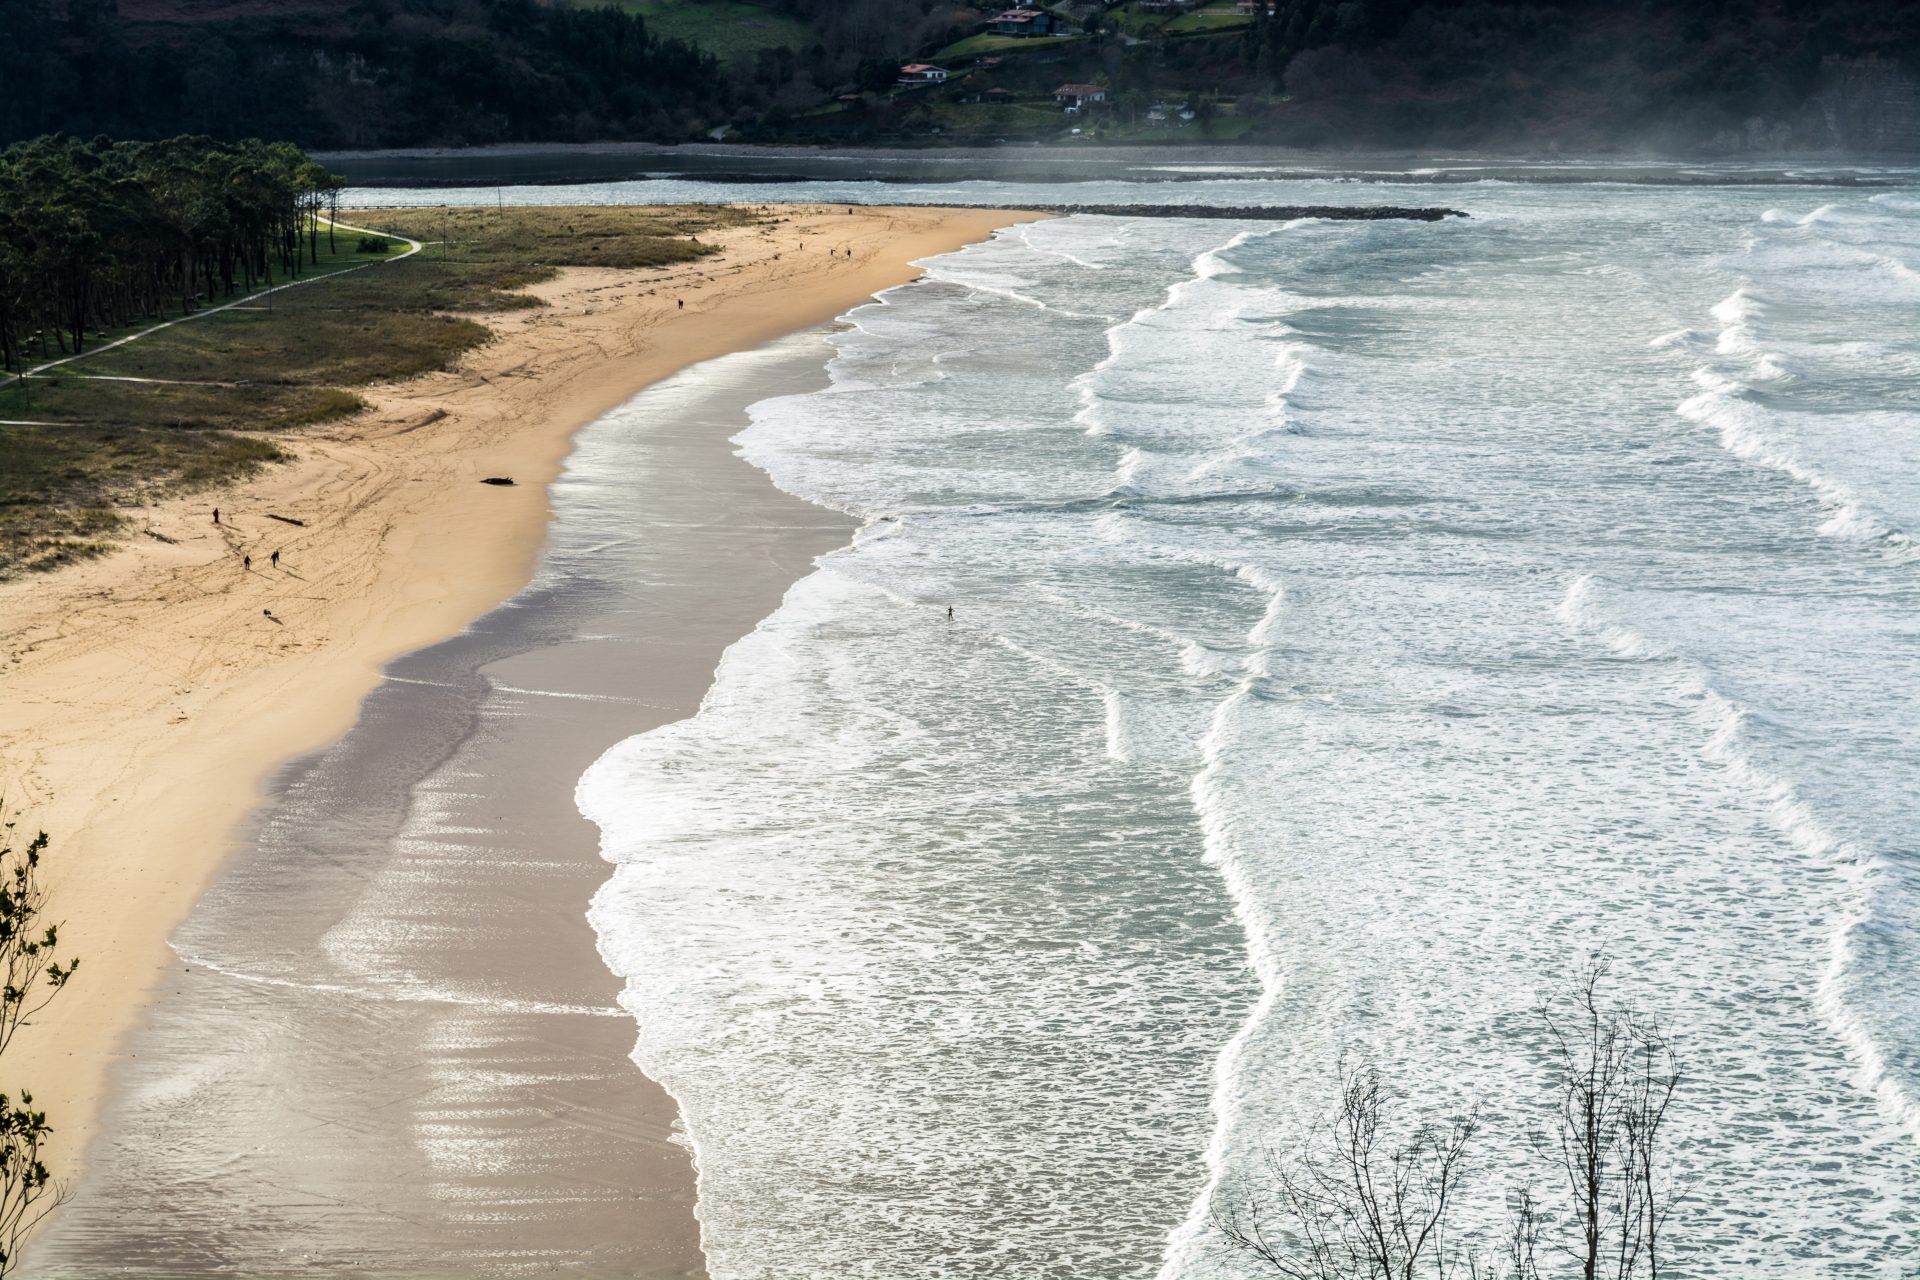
991,8 -> 1064,36
1233,0 -> 1278,13
1053,82 -> 1107,110
897,63 -> 950,87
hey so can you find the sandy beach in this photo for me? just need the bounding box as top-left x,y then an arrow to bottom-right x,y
0,203 -> 1032,1266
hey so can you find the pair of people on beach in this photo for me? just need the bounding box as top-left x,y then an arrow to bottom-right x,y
220,510 -> 276,571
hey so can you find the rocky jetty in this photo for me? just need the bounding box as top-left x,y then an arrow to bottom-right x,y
1009,203 -> 1469,220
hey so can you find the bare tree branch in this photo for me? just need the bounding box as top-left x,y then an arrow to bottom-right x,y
1538,958 -> 1681,1280
0,816 -> 81,1278
1212,1064 -> 1482,1280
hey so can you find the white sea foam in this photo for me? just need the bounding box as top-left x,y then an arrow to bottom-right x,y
1554,574 -> 1673,661
1686,261 -> 1918,558
579,188 -> 1920,1278
1555,573 -> 1920,1150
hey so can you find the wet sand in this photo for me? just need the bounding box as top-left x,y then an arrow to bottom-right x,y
0,204 -> 1031,1204
24,334 -> 854,1276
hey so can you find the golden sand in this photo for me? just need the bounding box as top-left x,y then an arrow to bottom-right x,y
0,204 -> 1035,1179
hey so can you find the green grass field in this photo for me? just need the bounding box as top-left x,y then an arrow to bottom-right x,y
926,100 -> 1073,135
935,32 -> 1082,61
0,206 -> 754,576
1103,2 -> 1250,38
588,0 -> 815,60
1102,3 -> 1173,37
1165,6 -> 1253,33
25,233 -> 386,379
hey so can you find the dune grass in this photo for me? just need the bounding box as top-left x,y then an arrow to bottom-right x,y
1,205 -> 754,576
360,204 -> 755,269
0,421 -> 287,574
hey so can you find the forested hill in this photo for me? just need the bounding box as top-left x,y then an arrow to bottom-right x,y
3,0 -> 1917,153
0,0 -> 738,148
1224,0 -> 1920,152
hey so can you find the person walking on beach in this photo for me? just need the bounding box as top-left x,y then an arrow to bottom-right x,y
270,549 -> 279,569
947,605 -> 954,621
212,507 -> 220,525
677,299 -> 683,309
243,554 -> 251,571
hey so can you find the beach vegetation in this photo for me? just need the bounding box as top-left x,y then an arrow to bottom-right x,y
0,183 -> 756,576
0,821 -> 81,1277
363,204 -> 751,273
1213,961 -> 1682,1280
0,135 -> 345,375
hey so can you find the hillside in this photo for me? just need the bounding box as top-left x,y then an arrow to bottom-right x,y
784,0 -> 1920,153
3,0 -> 1917,153
0,0 -> 740,148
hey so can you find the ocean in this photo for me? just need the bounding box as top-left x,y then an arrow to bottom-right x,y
354,172 -> 1920,1275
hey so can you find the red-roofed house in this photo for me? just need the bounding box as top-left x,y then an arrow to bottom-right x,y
897,63 -> 950,87
1054,83 -> 1107,110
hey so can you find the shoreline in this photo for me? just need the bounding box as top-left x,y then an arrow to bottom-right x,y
314,143 -> 1915,196
26,329 -> 859,1276
0,204 -> 1035,1238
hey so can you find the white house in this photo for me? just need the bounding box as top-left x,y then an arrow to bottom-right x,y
898,64 -> 950,87
1053,83 -> 1107,111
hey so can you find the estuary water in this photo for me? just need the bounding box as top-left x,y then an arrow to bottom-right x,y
375,174 -> 1920,1276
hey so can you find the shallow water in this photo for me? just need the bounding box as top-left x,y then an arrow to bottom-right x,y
26,335 -> 848,1279
574,180 -> 1920,1276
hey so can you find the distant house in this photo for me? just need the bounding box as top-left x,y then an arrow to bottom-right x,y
991,8 -> 1064,36
1233,0 -> 1277,13
897,64 -> 950,87
986,87 -> 1014,99
1053,83 -> 1107,110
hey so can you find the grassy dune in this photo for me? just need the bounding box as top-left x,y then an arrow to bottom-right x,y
0,205 -> 756,576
